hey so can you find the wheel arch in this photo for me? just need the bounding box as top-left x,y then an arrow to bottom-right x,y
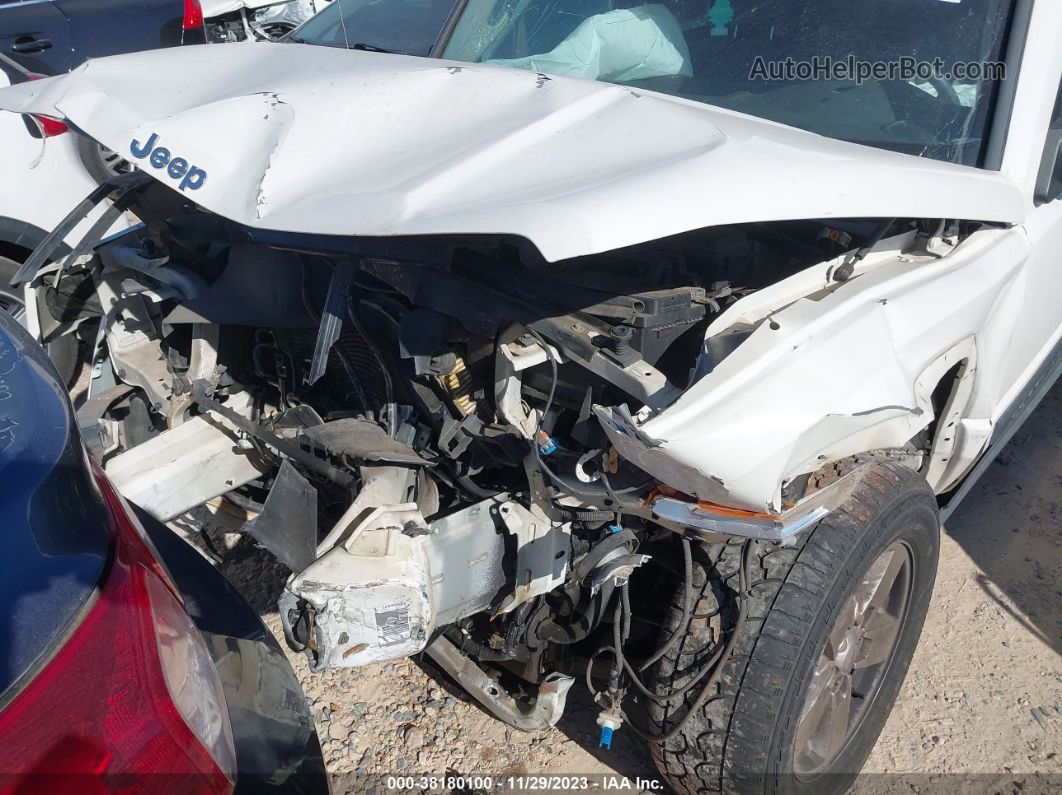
0,217 -> 72,264
912,338 -> 979,492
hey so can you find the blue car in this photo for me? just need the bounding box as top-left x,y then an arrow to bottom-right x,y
0,310 -> 326,793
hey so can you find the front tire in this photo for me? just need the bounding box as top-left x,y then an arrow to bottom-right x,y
648,461 -> 940,794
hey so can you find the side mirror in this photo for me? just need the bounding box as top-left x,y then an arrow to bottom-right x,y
1034,129 -> 1062,206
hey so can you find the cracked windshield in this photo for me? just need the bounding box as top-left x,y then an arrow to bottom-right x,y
293,0 -> 1017,166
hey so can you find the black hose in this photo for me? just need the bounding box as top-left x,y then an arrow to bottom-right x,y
443,627 -> 514,661
434,459 -> 497,500
223,490 -> 265,514
523,328 -> 654,501
524,329 -> 608,500
534,529 -> 635,644
553,507 -> 616,523
638,538 -> 693,673
537,580 -> 616,645
620,540 -> 753,742
443,601 -> 534,662
607,582 -> 727,707
572,528 -> 637,583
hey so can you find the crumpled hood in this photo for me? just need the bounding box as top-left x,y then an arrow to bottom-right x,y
0,43 -> 1024,261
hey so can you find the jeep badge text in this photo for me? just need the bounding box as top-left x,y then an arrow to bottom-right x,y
129,133 -> 207,191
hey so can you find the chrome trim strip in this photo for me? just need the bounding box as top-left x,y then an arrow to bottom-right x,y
651,466 -> 866,541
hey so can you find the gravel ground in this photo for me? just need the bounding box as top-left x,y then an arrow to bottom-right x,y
178,383 -> 1061,793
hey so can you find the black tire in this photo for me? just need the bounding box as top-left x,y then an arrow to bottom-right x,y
76,134 -> 133,185
0,255 -> 80,387
648,461 -> 940,794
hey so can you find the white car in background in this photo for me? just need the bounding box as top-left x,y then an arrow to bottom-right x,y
202,0 -> 328,42
0,61 -> 123,383
0,0 -> 206,381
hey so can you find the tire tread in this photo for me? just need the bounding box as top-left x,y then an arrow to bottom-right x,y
648,461 -> 938,794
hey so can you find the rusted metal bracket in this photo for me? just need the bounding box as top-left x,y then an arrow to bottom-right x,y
425,634 -> 574,732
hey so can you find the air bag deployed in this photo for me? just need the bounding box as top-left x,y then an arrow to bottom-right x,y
488,4 -> 692,83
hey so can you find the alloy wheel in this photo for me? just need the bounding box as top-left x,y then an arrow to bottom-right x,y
793,541 -> 914,776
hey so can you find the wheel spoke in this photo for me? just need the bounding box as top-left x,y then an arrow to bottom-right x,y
828,595 -> 857,656
0,297 -> 25,322
854,547 -> 904,623
795,661 -> 839,759
822,672 -> 854,760
854,607 -> 902,669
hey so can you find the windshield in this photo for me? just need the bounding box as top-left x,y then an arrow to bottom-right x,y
294,1 -> 1017,167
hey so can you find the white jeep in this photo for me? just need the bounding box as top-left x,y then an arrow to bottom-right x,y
3,0 -> 1059,790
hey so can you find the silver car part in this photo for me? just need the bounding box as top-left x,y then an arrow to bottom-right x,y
284,491 -> 512,669
104,392 -> 264,521
168,323 -> 220,427
650,465 -> 868,542
496,498 -> 571,613
242,460 -> 318,572
426,635 -> 575,732
315,464 -> 418,555
94,269 -> 173,412
495,327 -> 558,441
100,242 -> 209,301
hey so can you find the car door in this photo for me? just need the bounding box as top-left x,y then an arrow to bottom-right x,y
53,0 -> 186,60
0,0 -> 75,75
998,67 -> 1062,407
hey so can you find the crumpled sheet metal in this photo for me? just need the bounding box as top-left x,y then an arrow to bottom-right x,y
0,43 -> 1024,263
601,228 -> 1031,512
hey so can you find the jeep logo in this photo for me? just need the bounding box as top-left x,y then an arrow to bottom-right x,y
129,132 -> 207,192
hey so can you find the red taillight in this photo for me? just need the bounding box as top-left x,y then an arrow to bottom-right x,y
0,469 -> 236,793
34,115 -> 69,137
24,73 -> 69,136
182,0 -> 204,30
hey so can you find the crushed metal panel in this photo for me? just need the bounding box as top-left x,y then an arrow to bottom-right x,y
297,419 -> 427,467
496,499 -> 569,612
594,403 -> 730,505
426,636 -> 575,731
286,495 -> 510,669
242,460 -> 318,572
0,44 -> 1024,262
606,228 -> 1030,512
425,497 -> 508,626
290,504 -> 435,670
104,394 -> 263,521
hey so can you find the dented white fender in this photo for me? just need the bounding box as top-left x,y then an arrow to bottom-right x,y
601,228 -> 1031,513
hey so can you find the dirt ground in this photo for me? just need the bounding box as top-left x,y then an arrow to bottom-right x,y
194,383 -> 1061,793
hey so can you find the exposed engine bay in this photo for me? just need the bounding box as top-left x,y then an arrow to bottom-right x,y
34,175 -> 961,732
202,0 -> 322,43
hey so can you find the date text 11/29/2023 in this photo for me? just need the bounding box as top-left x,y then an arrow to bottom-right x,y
384,775 -> 666,791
